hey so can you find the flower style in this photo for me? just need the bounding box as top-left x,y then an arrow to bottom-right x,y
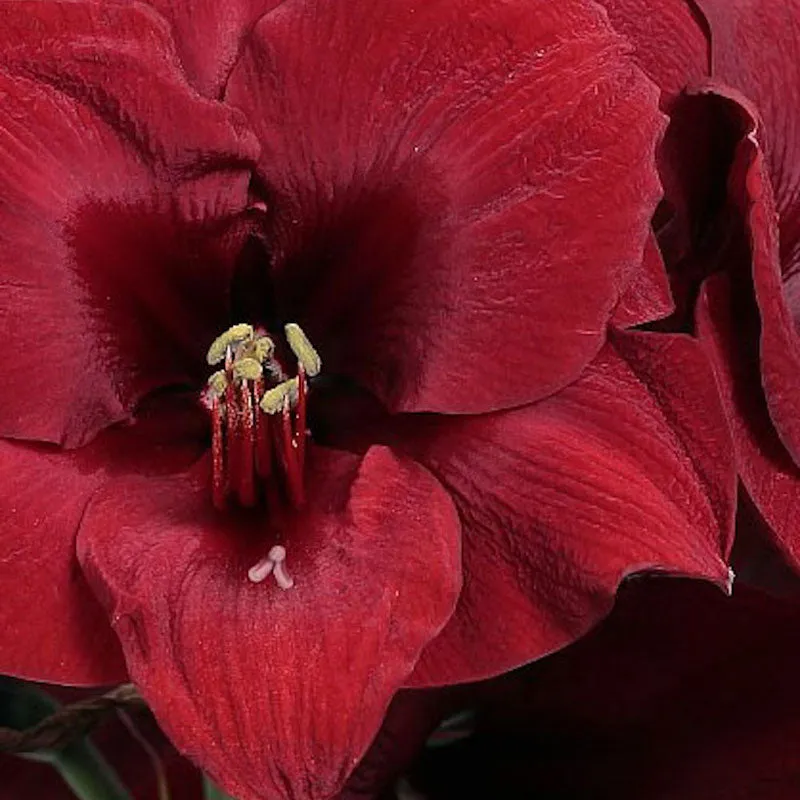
0,1 -> 737,798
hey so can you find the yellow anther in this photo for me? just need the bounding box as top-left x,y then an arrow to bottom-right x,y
285,323 -> 321,377
259,377 -> 299,414
248,336 -> 275,363
206,324 -> 254,365
233,357 -> 263,382
206,370 -> 228,396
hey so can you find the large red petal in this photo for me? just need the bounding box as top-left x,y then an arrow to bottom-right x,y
0,394 -> 205,684
77,447 -> 461,800
693,90 -> 800,569
738,124 -> 800,468
596,0 -> 709,108
399,329 -> 735,686
0,1 -> 259,448
0,441 -> 125,684
226,0 -> 665,415
695,0 -> 800,273
697,272 -> 800,571
594,0 -> 712,269
143,0 -> 283,98
599,1 -> 760,296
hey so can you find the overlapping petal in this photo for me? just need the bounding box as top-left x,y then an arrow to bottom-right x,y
616,0 -> 800,571
611,232 -> 674,327
698,270 -> 800,571
143,0 -> 284,98
695,0 -> 800,268
0,395 -> 205,684
596,0 -> 709,108
594,0 -> 712,273
398,329 -> 735,686
77,447 -> 461,800
226,0 -> 665,416
0,441 -> 125,684
693,88 -> 800,569
736,130 -> 800,467
653,88 -> 744,298
680,3 -> 800,470
0,1 -> 259,448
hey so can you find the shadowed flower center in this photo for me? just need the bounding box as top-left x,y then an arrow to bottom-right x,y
201,322 -> 322,588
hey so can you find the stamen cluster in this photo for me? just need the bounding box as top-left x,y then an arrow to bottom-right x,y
201,323 -> 321,516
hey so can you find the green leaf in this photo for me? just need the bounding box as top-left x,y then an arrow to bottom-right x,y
50,746 -> 134,800
0,677 -> 133,800
204,775 -> 238,800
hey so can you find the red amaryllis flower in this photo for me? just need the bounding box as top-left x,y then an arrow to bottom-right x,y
0,1 -> 736,798
406,577 -> 800,799
595,1 -> 800,579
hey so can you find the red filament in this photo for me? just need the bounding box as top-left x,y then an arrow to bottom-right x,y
205,342 -> 310,514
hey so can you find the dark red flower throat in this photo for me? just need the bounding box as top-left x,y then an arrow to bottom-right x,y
200,322 -> 322,588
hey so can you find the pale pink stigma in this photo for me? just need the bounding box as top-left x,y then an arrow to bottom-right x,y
247,546 -> 295,589
268,545 -> 295,591
247,556 -> 275,584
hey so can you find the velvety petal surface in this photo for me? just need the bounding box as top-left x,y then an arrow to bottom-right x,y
736,126 -> 800,467
226,0 -> 665,415
696,0 -> 800,272
610,232 -> 675,327
0,395 -> 205,684
0,441 -> 125,684
689,1 -> 800,469
77,447 -> 461,800
0,1 -> 259,448
698,272 -> 800,571
694,90 -> 800,567
596,0 -> 709,108
398,329 -> 735,686
598,1 -> 762,307
144,0 -> 283,98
